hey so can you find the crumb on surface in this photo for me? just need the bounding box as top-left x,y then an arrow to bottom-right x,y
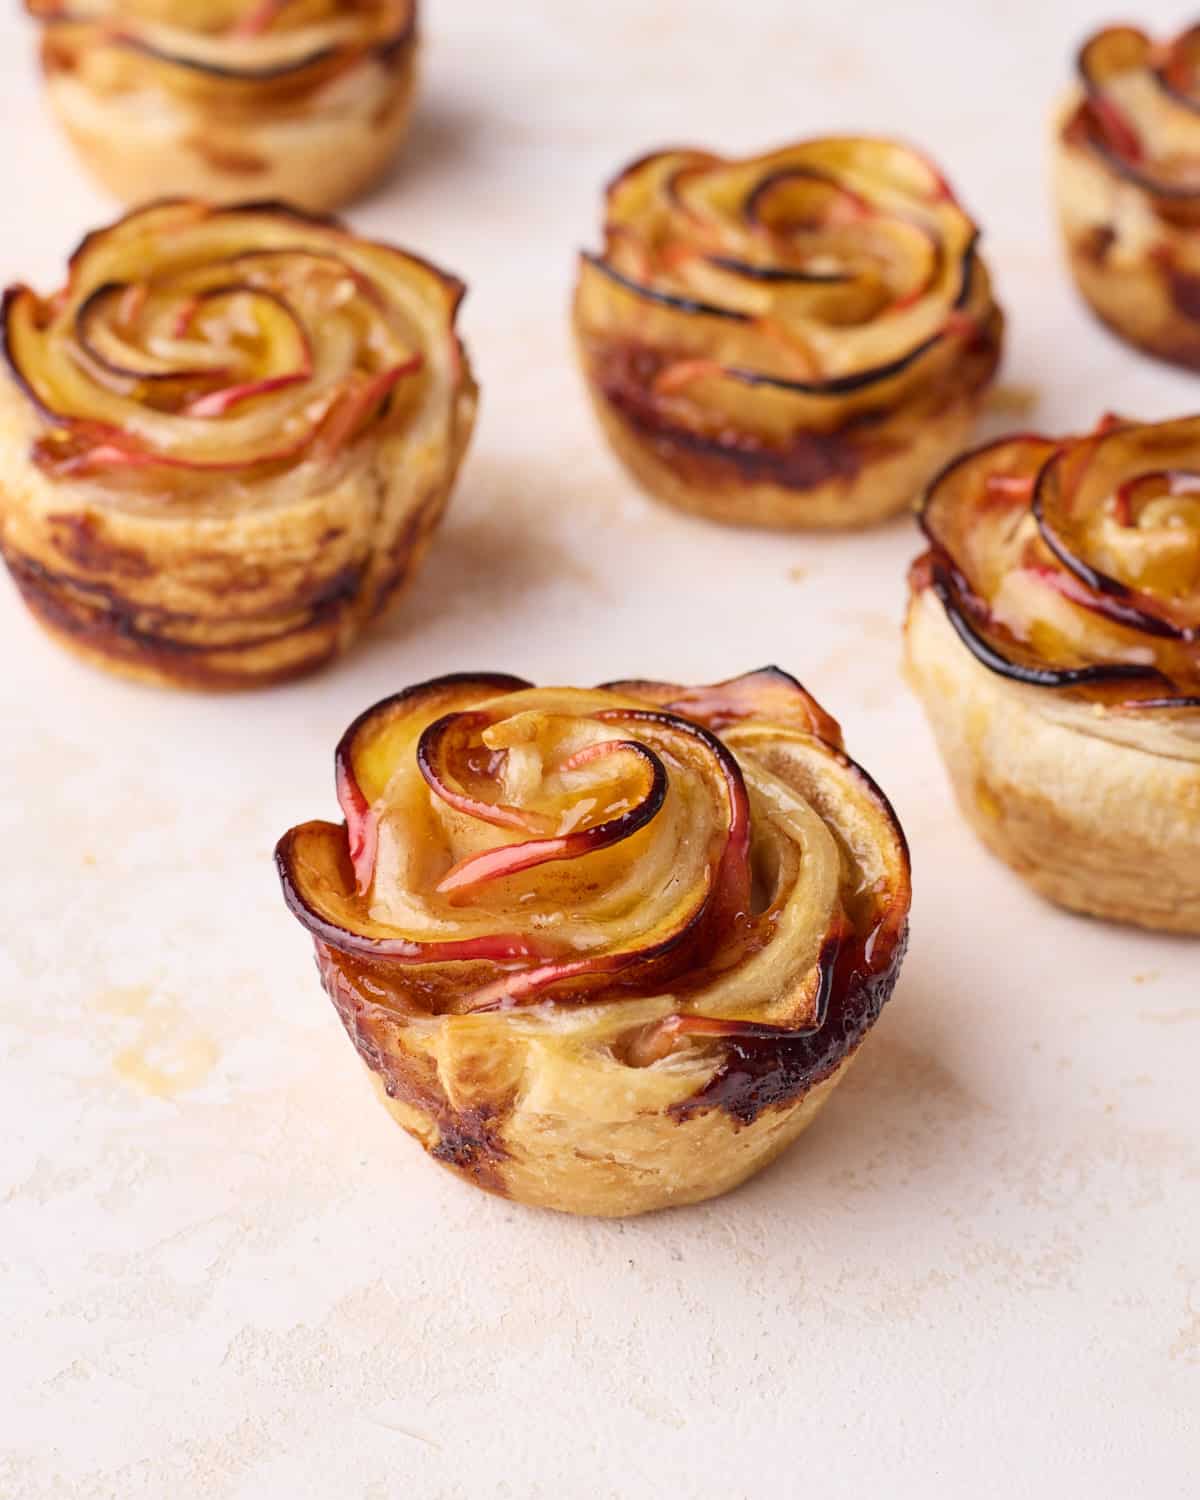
985,384 -> 1039,418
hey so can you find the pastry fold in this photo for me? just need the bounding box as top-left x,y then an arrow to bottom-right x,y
1056,23 -> 1200,367
0,199 -> 475,688
573,138 -> 1003,529
906,415 -> 1200,932
26,0 -> 418,211
275,669 -> 911,1216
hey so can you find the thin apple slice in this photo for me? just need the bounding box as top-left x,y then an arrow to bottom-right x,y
427,735 -> 667,896
276,820 -> 559,966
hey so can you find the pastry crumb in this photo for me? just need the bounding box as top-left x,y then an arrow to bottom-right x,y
986,383 -> 1039,418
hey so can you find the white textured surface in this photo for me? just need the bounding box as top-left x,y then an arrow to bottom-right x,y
1,2 -> 1198,1496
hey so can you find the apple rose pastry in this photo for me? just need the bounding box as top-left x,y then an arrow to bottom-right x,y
275,669 -> 911,1216
573,138 -> 1004,530
906,414 -> 1200,934
1056,23 -> 1200,368
0,199 -> 475,689
26,0 -> 418,212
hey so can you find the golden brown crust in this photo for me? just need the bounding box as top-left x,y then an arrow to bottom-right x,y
905,589 -> 1200,933
577,312 -> 1002,531
28,0 -> 417,212
573,138 -> 1003,530
0,200 -> 476,690
275,671 -> 911,1215
1054,24 -> 1200,369
0,432 -> 458,690
365,1047 -> 849,1216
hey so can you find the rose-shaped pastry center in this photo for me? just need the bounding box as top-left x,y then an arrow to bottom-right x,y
278,672 -> 910,1045
673,160 -> 955,336
1,200 -> 461,490
582,139 -> 980,409
917,416 -> 1200,704
335,684 -> 757,1010
1049,466 -> 1200,604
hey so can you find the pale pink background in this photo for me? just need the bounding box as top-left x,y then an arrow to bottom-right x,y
0,2 -> 1196,1496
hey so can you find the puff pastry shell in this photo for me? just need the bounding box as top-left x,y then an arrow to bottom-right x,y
0,199 -> 475,688
275,669 -> 911,1216
906,416 -> 1200,932
27,0 -> 418,212
574,138 -> 1003,529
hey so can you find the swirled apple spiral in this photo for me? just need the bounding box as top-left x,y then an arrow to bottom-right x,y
574,137 -> 1003,529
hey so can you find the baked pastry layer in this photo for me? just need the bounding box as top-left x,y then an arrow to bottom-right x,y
1055,23 -> 1200,368
0,199 -> 475,689
906,415 -> 1200,933
28,0 -> 417,212
906,590 -> 1200,931
574,138 -> 1003,530
276,670 -> 911,1216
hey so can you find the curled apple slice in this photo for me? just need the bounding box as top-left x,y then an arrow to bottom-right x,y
1033,415 -> 1200,638
913,414 -> 1200,705
30,0 -> 416,90
423,725 -> 668,897
1077,27 -> 1150,167
335,674 -> 535,893
602,665 -> 843,742
276,820 -> 556,967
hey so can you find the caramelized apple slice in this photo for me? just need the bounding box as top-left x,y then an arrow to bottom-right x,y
914,415 -> 1200,704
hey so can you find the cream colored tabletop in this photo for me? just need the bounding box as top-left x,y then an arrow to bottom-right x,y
1,2 -> 1197,1496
